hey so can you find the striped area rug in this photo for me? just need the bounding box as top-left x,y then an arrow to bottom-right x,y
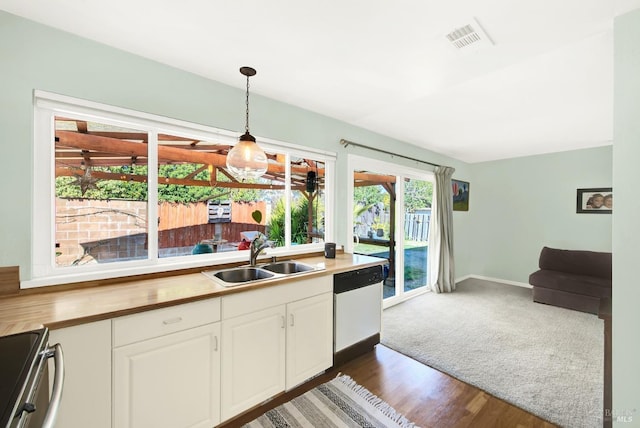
242,375 -> 418,428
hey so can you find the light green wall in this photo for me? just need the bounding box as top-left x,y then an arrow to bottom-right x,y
613,9 -> 640,422
0,11 -> 470,279
2,5 -> 637,420
467,146 -> 613,283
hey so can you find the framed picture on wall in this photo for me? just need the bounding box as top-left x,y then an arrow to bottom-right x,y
452,179 -> 469,211
576,188 -> 612,213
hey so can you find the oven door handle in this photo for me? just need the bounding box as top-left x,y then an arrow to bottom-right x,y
42,343 -> 65,428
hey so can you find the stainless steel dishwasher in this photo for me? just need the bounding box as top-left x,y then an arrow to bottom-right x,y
333,265 -> 384,366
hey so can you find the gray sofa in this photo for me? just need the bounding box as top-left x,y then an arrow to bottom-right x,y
528,246 -> 612,314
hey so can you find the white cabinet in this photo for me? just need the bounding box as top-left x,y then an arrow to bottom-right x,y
286,292 -> 333,389
113,323 -> 220,428
220,305 -> 286,421
48,320 -> 111,428
112,299 -> 221,428
220,276 -> 333,422
46,273 -> 334,427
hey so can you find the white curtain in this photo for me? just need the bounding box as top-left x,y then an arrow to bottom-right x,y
428,166 -> 456,293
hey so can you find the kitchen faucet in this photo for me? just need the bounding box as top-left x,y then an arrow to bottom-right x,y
249,232 -> 272,266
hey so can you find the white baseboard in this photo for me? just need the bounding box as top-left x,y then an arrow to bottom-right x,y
457,274 -> 532,289
455,274 -> 473,283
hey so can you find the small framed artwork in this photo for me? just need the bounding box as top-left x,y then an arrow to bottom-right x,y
452,179 -> 470,211
576,188 -> 612,213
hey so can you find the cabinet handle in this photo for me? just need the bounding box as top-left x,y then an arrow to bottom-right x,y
162,317 -> 183,325
213,335 -> 218,351
281,315 -> 285,329
290,314 -> 295,327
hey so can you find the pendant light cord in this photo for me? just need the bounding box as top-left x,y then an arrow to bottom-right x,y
245,74 -> 250,133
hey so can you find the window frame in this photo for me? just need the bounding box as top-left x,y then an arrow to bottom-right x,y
27,90 -> 335,288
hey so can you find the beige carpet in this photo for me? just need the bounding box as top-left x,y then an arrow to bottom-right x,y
381,278 -> 603,428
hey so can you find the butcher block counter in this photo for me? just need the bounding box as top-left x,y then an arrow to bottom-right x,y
0,253 -> 384,336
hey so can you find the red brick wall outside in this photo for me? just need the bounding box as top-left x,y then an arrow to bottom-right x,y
56,199 -> 147,266
55,199 -> 267,266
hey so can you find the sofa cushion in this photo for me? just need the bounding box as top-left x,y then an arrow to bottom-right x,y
532,286 -> 601,314
529,269 -> 611,298
538,246 -> 612,279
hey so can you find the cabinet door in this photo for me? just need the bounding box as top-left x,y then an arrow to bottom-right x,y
221,305 -> 286,422
113,323 -> 220,428
286,292 -> 333,389
49,320 -> 111,428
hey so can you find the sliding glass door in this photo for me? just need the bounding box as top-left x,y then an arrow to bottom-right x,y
348,155 -> 434,307
402,177 -> 432,294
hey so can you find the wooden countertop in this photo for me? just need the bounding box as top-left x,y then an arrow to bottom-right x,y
0,253 -> 384,336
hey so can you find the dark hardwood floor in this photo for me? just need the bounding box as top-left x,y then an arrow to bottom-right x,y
219,345 -> 557,428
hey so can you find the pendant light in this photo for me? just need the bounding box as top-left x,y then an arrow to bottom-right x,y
226,66 -> 268,180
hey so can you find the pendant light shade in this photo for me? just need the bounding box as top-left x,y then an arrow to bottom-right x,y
226,66 -> 268,180
226,133 -> 268,180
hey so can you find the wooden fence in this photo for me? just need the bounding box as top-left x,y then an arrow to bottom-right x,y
354,212 -> 430,242
158,201 -> 266,230
158,222 -> 265,249
404,213 -> 430,242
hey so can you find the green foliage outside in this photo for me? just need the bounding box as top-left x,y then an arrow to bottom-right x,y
267,195 -> 324,246
404,179 -> 433,211
55,164 -> 259,203
353,185 -> 388,208
353,179 -> 432,217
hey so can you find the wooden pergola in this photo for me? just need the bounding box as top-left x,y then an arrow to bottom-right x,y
54,118 -> 400,251
55,119 -> 325,190
54,117 -> 325,242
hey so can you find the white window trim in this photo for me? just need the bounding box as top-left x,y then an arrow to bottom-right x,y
26,90 -> 335,289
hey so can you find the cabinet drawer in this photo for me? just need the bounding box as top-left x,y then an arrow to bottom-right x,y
113,298 -> 221,347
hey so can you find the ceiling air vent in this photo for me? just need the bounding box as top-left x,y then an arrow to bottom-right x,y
445,18 -> 493,52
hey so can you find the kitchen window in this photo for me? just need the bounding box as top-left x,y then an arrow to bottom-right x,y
28,91 -> 335,288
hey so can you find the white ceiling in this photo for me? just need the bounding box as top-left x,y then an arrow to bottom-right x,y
2,0 -> 640,163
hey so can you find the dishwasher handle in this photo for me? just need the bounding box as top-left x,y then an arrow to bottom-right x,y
42,343 -> 64,428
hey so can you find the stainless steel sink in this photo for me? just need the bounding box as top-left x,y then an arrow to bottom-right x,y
260,261 -> 315,274
202,260 -> 323,287
205,267 -> 274,285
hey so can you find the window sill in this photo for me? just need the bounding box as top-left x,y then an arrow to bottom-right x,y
21,244 -> 327,290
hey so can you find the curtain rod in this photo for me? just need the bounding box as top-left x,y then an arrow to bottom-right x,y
340,139 -> 443,168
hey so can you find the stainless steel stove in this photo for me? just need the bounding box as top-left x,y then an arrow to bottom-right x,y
0,328 -> 64,428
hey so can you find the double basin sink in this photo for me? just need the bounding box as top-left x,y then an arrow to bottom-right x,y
202,260 -> 322,287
